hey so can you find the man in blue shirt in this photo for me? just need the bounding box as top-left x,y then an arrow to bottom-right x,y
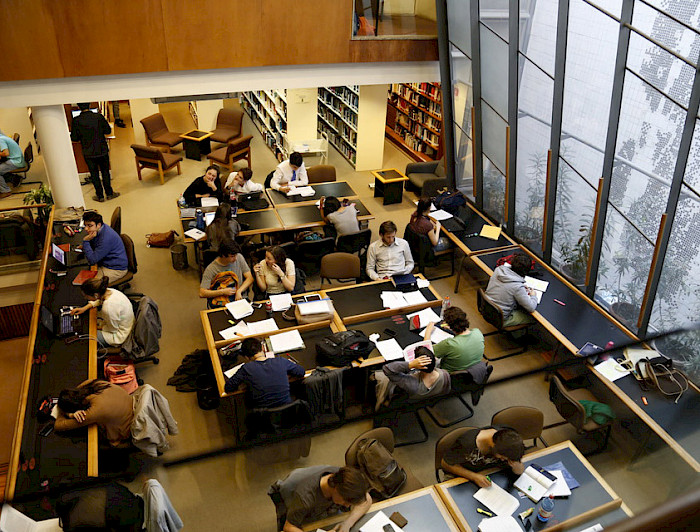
0,132 -> 26,198
81,211 -> 128,283
224,337 -> 305,408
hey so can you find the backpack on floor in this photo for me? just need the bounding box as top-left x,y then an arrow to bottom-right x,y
315,330 -> 375,367
356,438 -> 406,499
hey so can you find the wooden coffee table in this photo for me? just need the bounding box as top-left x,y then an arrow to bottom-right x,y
180,129 -> 213,161
371,168 -> 409,205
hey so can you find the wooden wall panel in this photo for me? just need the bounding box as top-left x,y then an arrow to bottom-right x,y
349,39 -> 439,63
0,0 -> 64,81
46,0 -> 168,77
0,303 -> 33,340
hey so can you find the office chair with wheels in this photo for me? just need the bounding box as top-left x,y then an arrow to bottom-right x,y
295,237 -> 335,277
6,143 -> 33,186
476,288 -> 529,361
246,399 -> 313,441
100,292 -> 161,365
403,223 -> 454,280
12,133 -> 19,144
435,427 -> 475,482
320,253 -> 361,286
109,234 -> 137,291
491,406 -> 548,450
336,228 -> 372,271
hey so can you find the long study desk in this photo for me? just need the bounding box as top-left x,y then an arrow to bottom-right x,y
6,213 -> 98,518
267,181 -> 357,207
441,202 -> 517,256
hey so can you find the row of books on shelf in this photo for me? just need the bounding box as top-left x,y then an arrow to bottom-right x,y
245,91 -> 286,127
392,124 -> 439,158
321,86 -> 359,111
318,123 -> 357,165
406,82 -> 441,101
242,99 -> 285,150
318,108 -> 357,146
318,93 -> 358,129
393,86 -> 442,119
394,100 -> 441,133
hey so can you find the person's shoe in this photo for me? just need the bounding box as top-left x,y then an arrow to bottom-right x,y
0,192 -> 11,199
106,192 -> 120,200
115,119 -> 126,128
92,195 -> 105,202
81,179 -> 92,186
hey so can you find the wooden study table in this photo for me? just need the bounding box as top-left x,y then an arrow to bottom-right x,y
266,180 -> 357,207
6,211 -> 98,518
275,200 -> 373,231
436,441 -> 632,532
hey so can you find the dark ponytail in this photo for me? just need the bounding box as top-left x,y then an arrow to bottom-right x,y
81,277 -> 109,298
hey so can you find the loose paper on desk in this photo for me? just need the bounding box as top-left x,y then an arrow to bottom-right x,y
403,290 -> 428,305
413,200 -> 437,211
184,228 -> 206,241
478,515 -> 522,532
180,208 -> 195,218
543,470 -> 571,498
297,299 -> 331,315
431,209 -> 453,221
407,307 -> 441,328
287,186 -> 315,197
269,293 -> 294,311
417,278 -> 431,289
403,340 -> 433,362
246,318 -> 279,335
381,291 -> 406,309
205,212 -> 215,226
473,483 -> 520,516
594,358 -> 630,383
224,363 -> 244,379
420,326 -> 453,344
225,299 -> 254,320
0,503 -> 61,532
269,329 -> 304,353
200,197 -> 219,208
358,511 -> 401,532
376,338 -> 404,361
219,321 -> 249,339
479,225 -> 502,240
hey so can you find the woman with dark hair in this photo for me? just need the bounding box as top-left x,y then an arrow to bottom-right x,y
409,196 -> 451,251
70,277 -> 134,347
54,379 -> 134,445
424,306 -> 484,372
253,246 -> 295,295
205,203 -> 241,252
183,165 -> 224,206
319,195 -> 359,239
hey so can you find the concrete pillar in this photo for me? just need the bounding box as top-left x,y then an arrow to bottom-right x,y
31,105 -> 84,209
129,98 -> 159,145
195,99 -> 223,132
287,88 -> 319,144
355,85 -> 388,171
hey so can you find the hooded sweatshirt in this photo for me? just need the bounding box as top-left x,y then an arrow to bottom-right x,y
485,263 -> 538,318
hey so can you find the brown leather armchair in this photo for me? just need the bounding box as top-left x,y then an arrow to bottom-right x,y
207,135 -> 253,172
131,144 -> 183,185
210,108 -> 243,144
140,113 -> 183,152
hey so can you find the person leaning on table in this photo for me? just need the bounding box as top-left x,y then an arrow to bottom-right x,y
423,306 -> 485,373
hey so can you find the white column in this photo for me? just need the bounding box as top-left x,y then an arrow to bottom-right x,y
31,105 -> 84,209
287,88 -> 319,143
355,85 -> 388,171
195,99 -> 224,132
129,98 -> 159,145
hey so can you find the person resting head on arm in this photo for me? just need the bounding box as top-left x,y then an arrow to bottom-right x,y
319,196 -> 360,239
224,167 -> 263,198
254,245 -> 296,295
81,210 -> 128,284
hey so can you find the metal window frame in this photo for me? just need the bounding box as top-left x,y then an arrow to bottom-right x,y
436,0 -> 456,190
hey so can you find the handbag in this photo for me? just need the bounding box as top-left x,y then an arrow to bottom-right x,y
146,230 -> 178,248
636,357 -> 689,403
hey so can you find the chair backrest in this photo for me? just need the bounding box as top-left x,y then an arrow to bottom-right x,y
435,427 -> 476,482
336,228 -> 372,257
140,113 -> 168,141
491,406 -> 544,442
131,144 -> 165,165
216,108 -> 243,136
228,134 -> 253,154
449,362 -> 493,405
296,237 -> 336,261
403,223 -> 434,268
120,233 -> 138,274
24,143 -> 33,164
12,133 -> 19,144
264,170 -> 275,189
477,288 -> 506,330
320,253 -> 360,281
307,165 -> 337,184
345,427 -> 395,467
247,399 -> 312,437
549,375 -> 586,431
110,206 -> 122,235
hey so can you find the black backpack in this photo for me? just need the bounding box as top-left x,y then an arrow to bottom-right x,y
356,438 -> 407,499
316,330 -> 375,367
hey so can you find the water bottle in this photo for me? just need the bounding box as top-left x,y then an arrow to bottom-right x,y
440,296 -> 451,319
178,194 -> 186,208
195,209 -> 205,231
537,495 -> 555,523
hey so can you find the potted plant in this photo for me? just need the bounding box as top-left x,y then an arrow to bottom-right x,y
23,183 -> 53,226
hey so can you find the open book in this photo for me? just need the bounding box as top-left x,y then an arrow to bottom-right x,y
513,464 -> 557,502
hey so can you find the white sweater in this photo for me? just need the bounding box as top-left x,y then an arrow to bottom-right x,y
99,289 -> 135,346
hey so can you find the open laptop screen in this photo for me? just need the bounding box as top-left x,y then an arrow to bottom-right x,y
51,243 -> 66,266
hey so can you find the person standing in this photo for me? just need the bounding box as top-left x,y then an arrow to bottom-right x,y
71,103 -> 119,202
0,131 -> 25,198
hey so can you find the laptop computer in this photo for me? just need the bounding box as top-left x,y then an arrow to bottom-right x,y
40,305 -> 80,337
52,243 -> 88,268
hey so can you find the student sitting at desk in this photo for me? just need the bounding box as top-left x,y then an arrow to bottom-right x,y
320,196 -> 360,239
485,252 -> 538,326
224,167 -> 263,198
270,465 -> 371,532
374,346 -> 451,410
424,307 -> 485,372
54,379 -> 134,446
205,203 -> 241,252
183,165 -> 224,206
254,245 -> 296,296
199,240 -> 253,307
81,210 -> 128,283
270,151 -> 308,193
409,196 -> 451,251
70,277 -> 134,347
442,426 -> 525,487
224,337 -> 305,407
365,221 -> 415,281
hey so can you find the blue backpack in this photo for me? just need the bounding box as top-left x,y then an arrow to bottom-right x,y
434,190 -> 467,214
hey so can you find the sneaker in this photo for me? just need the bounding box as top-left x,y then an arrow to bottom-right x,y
106,192 -> 120,200
92,195 -> 105,202
0,192 -> 11,199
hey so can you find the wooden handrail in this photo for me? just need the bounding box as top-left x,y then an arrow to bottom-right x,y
638,213 -> 667,328
585,178 -> 605,286
0,203 -> 48,214
542,149 -> 552,253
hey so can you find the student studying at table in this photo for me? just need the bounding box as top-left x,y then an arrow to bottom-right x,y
254,245 -> 295,296
205,203 -> 241,252
409,196 -> 451,251
485,252 -> 538,326
319,195 -> 359,239
199,240 -> 253,307
270,152 -> 308,193
365,221 -> 414,281
183,165 -> 224,206
224,167 -> 263,198
81,210 -> 128,284
424,306 -> 485,372
442,426 -> 526,487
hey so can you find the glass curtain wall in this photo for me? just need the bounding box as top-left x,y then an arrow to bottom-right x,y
440,0 -> 700,339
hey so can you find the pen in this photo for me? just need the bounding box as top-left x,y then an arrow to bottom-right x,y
476,508 -> 494,517
642,396 -> 648,405
553,298 -> 566,306
288,355 -> 300,365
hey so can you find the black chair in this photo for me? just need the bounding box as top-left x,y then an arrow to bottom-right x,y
295,237 -> 335,277
6,143 -> 33,186
476,288 -> 528,361
403,223 -> 454,280
110,206 -> 122,234
278,241 -> 296,262
336,228 -> 372,270
264,170 -> 275,190
109,234 -> 137,291
246,399 -> 312,440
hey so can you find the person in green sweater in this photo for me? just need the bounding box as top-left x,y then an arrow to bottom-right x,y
424,306 -> 484,372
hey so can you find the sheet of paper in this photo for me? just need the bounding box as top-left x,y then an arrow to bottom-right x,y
578,525 -> 603,532
431,209 -> 453,221
225,299 -> 254,320
417,278 -> 430,289
269,329 -> 304,353
413,200 -> 436,211
219,322 -> 249,339
184,228 -> 206,240
473,483 -> 520,516
524,276 -> 549,292
358,511 -> 401,532
269,293 -> 293,311
201,197 -> 219,207
477,515 -> 522,532
479,225 -> 502,240
403,340 -> 433,362
543,470 -> 571,497
297,299 -> 331,315
407,307 -> 441,328
180,207 -> 196,218
380,291 -> 407,309
420,326 -> 454,344
247,318 -> 279,335
286,186 -> 315,196
224,363 -> 244,379
376,338 -> 404,361
0,504 -> 62,532
204,212 -> 215,226
594,358 -> 630,382
403,290 -> 428,305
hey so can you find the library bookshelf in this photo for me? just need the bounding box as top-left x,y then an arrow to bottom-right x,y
317,86 -> 359,167
241,90 -> 287,161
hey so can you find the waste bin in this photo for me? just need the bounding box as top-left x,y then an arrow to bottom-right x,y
196,373 -> 219,410
170,243 -> 188,270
